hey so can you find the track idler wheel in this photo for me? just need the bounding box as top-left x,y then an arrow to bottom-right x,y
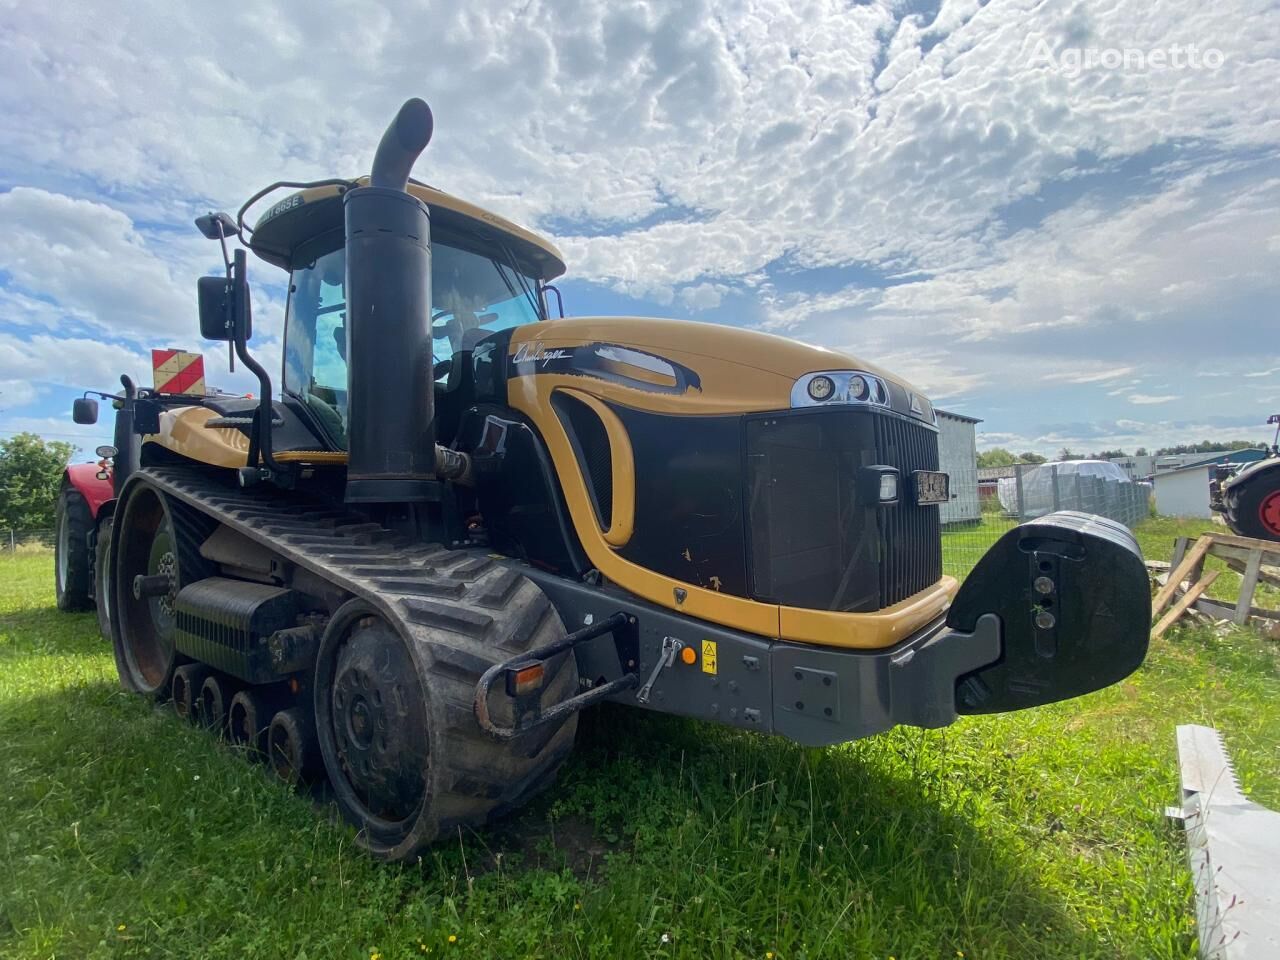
199,673 -> 240,734
112,484 -> 207,697
228,687 -> 287,756
268,707 -> 320,785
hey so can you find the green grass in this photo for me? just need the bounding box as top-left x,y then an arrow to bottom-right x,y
2,524 -> 1277,960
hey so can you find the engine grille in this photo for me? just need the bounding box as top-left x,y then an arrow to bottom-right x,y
872,414 -> 942,606
745,408 -> 943,612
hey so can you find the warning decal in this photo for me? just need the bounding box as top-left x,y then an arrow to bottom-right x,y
152,349 -> 206,395
701,639 -> 717,675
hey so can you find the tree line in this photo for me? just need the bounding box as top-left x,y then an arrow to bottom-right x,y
978,438 -> 1261,469
0,433 -> 78,531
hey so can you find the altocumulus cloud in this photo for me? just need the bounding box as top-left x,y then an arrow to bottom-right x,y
0,0 -> 1277,454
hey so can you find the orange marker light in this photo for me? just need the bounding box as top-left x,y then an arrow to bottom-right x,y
680,646 -> 697,666
507,663 -> 545,696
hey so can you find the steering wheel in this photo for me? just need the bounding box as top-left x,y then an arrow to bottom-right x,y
431,309 -> 458,341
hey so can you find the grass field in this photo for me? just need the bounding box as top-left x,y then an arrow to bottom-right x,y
2,521 -> 1277,960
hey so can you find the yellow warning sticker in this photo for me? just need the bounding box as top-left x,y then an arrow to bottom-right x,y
701,639 -> 717,675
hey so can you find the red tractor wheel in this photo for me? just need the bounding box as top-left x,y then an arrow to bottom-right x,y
54,485 -> 93,612
1224,466 -> 1280,542
1259,489 -> 1280,539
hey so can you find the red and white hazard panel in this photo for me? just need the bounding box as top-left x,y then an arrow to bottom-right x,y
152,349 -> 206,395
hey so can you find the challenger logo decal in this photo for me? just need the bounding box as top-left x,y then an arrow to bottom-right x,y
509,340 -> 703,395
512,341 -> 572,366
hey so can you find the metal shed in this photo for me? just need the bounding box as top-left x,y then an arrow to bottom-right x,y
1150,450 -> 1267,519
936,409 -> 982,525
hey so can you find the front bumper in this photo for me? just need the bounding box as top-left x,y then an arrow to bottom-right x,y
521,567 -> 1004,747
519,511 -> 1149,748
768,614 -> 1002,745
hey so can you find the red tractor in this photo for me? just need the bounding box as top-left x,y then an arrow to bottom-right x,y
55,376 -> 146,637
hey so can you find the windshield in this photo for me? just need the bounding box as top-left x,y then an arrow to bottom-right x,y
282,242 -> 544,447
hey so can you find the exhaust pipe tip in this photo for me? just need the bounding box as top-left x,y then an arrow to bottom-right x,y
370,97 -> 434,191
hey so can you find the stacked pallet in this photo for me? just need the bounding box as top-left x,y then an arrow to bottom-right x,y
1149,533 -> 1280,639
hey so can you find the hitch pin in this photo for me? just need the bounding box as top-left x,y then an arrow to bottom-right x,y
636,636 -> 683,704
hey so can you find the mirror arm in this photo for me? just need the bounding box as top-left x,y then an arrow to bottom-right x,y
214,222 -> 236,374
229,248 -> 282,479
542,283 -> 564,318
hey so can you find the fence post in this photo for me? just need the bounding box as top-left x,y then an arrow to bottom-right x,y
1050,464 -> 1061,513
1014,463 -> 1025,520
8,529 -> 13,552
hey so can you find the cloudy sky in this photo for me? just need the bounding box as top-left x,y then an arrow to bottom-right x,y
1,0 -> 1278,457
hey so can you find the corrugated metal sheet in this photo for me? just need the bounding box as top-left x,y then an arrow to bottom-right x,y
937,413 -> 981,524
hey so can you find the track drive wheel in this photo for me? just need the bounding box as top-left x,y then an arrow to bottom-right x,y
55,484 -> 93,611
315,578 -> 578,863
112,484 -> 202,697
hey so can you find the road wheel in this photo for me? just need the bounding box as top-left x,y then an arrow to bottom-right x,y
112,485 -> 195,696
314,577 -> 578,862
268,708 -> 320,784
54,485 -> 93,611
1225,472 -> 1280,542
95,517 -> 114,640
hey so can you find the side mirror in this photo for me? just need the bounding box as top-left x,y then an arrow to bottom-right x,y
198,275 -> 233,341
72,397 -> 99,424
194,211 -> 238,241
197,269 -> 252,342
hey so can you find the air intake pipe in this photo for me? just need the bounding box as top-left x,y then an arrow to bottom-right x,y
343,98 -> 439,503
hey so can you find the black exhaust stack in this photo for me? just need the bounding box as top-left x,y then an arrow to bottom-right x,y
343,98 -> 437,503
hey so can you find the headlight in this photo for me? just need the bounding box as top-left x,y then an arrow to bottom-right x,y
878,471 -> 898,502
807,375 -> 835,401
859,465 -> 900,505
791,371 -> 892,409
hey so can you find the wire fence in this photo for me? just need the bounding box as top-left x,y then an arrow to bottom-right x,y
1,528 -> 56,554
942,463 -> 1153,581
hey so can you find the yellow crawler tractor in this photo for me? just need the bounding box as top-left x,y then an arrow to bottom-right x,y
72,99 -> 1151,862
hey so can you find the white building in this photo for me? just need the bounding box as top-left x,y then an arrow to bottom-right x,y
1150,463 -> 1214,518
936,409 -> 981,525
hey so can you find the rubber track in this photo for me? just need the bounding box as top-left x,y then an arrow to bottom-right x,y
133,464 -> 578,852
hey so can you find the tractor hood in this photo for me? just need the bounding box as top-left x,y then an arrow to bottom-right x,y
507,316 -> 937,424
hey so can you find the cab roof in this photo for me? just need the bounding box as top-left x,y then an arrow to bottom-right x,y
248,177 -> 566,282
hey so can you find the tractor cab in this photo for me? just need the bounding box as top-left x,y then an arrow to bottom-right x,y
246,179 -> 567,451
